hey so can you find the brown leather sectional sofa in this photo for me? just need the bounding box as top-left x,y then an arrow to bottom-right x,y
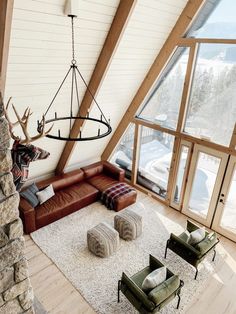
19,161 -> 137,234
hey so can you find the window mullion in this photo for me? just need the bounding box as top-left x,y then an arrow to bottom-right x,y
131,123 -> 141,185
176,42 -> 199,133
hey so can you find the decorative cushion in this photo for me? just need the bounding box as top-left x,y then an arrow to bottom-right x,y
36,184 -> 55,205
148,275 -> 180,305
20,183 -> 39,207
188,227 -> 205,245
142,266 -> 166,291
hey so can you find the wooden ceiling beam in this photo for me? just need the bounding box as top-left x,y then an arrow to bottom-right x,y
101,0 -> 205,161
56,0 -> 137,174
0,0 -> 14,95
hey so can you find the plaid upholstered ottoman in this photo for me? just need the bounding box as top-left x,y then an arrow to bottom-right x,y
87,222 -> 120,257
114,209 -> 142,241
101,183 -> 137,212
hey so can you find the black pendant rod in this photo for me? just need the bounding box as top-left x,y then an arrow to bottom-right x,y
44,66 -> 72,117
70,66 -> 75,133
74,67 -> 80,115
75,66 -> 109,124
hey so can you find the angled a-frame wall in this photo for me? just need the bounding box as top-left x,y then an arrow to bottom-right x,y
101,0 -> 206,162
102,0 -> 236,201
102,0 -> 236,242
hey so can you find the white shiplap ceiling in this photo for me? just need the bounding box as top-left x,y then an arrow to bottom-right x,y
5,0 -> 188,179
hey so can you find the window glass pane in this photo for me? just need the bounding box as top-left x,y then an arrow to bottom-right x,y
184,44 -> 236,146
137,127 -> 175,199
187,0 -> 236,39
109,124 -> 134,180
220,165 -> 236,233
173,145 -> 189,204
138,47 -> 189,130
189,152 -> 221,218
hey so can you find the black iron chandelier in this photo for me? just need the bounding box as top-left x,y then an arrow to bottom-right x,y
37,14 -> 112,141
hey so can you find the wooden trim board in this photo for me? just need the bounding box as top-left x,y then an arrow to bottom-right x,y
0,0 -> 14,95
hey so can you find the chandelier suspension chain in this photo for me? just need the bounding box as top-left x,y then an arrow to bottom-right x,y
71,16 -> 76,63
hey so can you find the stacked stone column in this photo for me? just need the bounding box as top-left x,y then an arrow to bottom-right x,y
0,101 -> 34,313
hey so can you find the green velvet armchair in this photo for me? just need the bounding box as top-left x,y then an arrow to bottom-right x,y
164,220 -> 219,279
118,255 -> 184,314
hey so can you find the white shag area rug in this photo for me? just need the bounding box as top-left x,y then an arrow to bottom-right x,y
31,193 -> 220,314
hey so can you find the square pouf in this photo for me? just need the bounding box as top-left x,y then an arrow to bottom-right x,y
87,222 -> 120,257
114,209 -> 142,241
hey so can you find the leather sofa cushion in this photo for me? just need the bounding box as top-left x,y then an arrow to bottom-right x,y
87,174 -> 118,192
35,182 -> 99,227
37,169 -> 84,192
82,162 -> 104,179
81,161 -> 125,181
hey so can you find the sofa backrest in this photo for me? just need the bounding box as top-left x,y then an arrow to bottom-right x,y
81,161 -> 104,179
37,169 -> 84,192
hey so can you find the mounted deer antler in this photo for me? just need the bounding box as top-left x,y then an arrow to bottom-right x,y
1,94 -> 53,144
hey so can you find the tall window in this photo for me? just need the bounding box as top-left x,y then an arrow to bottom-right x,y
109,124 -> 135,180
184,44 -> 236,146
137,127 -> 175,199
137,47 -> 189,130
187,0 -> 236,39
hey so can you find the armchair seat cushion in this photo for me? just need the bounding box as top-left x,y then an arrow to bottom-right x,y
148,275 -> 180,305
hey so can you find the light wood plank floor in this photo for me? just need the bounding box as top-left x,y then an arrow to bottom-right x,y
24,199 -> 236,314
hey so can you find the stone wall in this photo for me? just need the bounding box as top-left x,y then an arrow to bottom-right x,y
0,101 -> 34,313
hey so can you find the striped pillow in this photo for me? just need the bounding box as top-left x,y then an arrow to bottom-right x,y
20,183 -> 39,207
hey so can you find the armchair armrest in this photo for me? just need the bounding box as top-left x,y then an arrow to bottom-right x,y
169,233 -> 201,258
103,161 -> 125,181
19,198 -> 36,234
121,272 -> 155,311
